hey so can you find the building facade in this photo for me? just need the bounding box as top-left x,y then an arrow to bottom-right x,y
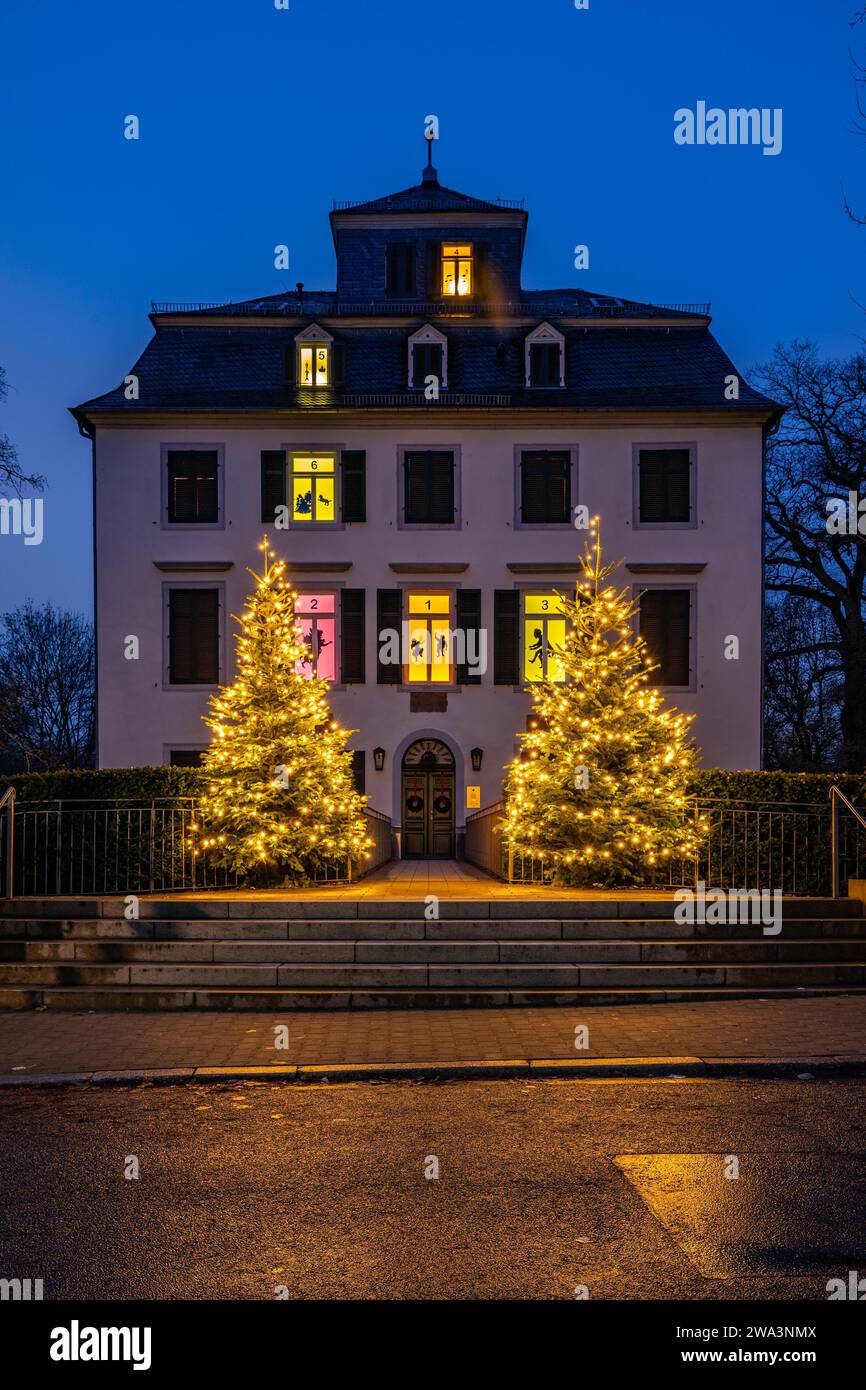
73,155 -> 777,857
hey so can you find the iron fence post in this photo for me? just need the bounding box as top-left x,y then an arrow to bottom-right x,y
831,789 -> 839,899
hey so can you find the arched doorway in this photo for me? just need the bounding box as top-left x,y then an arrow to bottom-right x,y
401,738 -> 456,858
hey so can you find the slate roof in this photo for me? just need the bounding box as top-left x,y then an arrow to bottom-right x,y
72,321 -> 777,416
330,179 -> 522,216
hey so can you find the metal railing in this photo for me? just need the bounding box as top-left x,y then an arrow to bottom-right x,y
0,787 -> 14,898
7,798 -> 393,898
465,794 -> 866,896
830,785 -> 866,898
150,298 -> 710,321
341,392 -> 512,408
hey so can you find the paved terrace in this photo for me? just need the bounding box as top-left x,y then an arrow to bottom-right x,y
160,859 -> 676,902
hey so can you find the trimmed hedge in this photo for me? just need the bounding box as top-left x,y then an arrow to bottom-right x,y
689,770 -> 866,805
8,766 -> 206,803
9,765 -> 866,808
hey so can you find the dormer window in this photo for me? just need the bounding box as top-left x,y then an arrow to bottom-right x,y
526,322 -> 565,388
408,324 -> 448,389
294,324 -> 333,388
441,243 -> 473,297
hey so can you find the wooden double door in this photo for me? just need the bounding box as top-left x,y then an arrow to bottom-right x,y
401,738 -> 455,858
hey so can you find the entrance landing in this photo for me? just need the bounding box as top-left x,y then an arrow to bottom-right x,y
159,859 -> 676,902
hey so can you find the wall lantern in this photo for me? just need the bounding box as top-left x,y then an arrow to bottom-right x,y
470,747 -> 484,772
373,747 -> 386,772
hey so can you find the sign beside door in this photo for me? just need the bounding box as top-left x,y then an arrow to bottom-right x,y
466,785 -> 480,809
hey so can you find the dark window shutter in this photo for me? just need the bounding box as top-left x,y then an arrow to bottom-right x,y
529,342 -> 560,387
341,451 -> 366,522
386,243 -> 415,296
475,242 -> 489,299
638,449 -> 691,523
331,341 -> 344,387
426,241 -> 440,299
494,590 -> 520,685
639,589 -> 691,686
169,589 -> 219,685
404,450 -> 454,524
261,450 -> 287,524
520,450 -> 570,523
377,589 -> 402,684
412,342 -> 443,388
283,344 -> 296,387
169,749 -> 204,767
351,749 -> 366,795
340,588 -> 366,683
456,589 -> 482,685
167,451 -> 219,524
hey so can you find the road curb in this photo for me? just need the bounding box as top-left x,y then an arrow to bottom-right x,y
2,1054 -> 866,1087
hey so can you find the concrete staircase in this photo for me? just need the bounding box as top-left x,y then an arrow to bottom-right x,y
1,894 -> 866,1010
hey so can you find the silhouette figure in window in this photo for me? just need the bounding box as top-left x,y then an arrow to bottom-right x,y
528,627 -> 545,670
435,632 -> 448,659
295,489 -> 313,515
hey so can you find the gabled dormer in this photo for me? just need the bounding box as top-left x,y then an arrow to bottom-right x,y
330,151 -> 527,306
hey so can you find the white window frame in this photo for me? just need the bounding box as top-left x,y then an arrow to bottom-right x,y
294,323 -> 333,389
407,323 -> 448,389
525,321 -> 565,388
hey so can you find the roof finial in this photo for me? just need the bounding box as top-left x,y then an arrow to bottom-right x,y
422,115 -> 439,185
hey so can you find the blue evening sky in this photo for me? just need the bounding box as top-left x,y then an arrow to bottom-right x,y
0,0 -> 862,616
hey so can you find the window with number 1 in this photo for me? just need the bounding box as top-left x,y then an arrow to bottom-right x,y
406,592 -> 453,683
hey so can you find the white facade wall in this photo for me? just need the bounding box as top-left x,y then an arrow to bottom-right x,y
94,417 -> 764,832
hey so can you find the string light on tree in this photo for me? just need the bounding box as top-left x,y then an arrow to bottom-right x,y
194,538 -> 372,883
502,517 -> 706,886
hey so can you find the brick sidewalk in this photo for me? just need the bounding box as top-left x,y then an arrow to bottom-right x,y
0,995 -> 864,1075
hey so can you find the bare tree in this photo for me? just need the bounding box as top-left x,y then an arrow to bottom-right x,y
755,341 -> 866,770
0,367 -> 45,495
0,603 -> 95,772
764,594 -> 842,769
845,5 -> 866,225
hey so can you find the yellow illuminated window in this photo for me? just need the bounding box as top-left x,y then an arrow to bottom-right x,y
406,592 -> 452,683
523,592 -> 568,683
441,244 -> 473,298
298,343 -> 330,387
291,454 -> 335,524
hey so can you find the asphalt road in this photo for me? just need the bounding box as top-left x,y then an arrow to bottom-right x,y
1,1078 -> 865,1300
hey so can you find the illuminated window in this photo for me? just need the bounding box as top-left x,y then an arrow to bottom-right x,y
291,453 -> 335,524
523,593 -> 568,683
298,342 -> 330,387
406,591 -> 453,684
441,243 -> 473,298
295,592 -> 337,681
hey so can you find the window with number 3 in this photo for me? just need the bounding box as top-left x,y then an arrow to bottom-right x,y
523,593 -> 567,682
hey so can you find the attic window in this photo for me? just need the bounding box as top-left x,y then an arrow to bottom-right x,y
294,324 -> 333,389
299,343 -> 329,387
408,324 -> 448,390
442,243 -> 472,297
525,322 -> 565,388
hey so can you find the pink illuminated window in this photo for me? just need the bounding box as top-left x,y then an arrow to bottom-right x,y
295,592 -> 337,681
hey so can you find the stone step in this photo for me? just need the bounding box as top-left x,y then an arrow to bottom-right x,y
0,960 -> 863,990
2,937 -> 866,965
4,917 -> 866,943
1,983 -> 864,1013
2,895 -> 862,921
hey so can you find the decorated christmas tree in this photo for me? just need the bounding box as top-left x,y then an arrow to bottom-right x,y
195,540 -> 372,883
502,519 -> 705,886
